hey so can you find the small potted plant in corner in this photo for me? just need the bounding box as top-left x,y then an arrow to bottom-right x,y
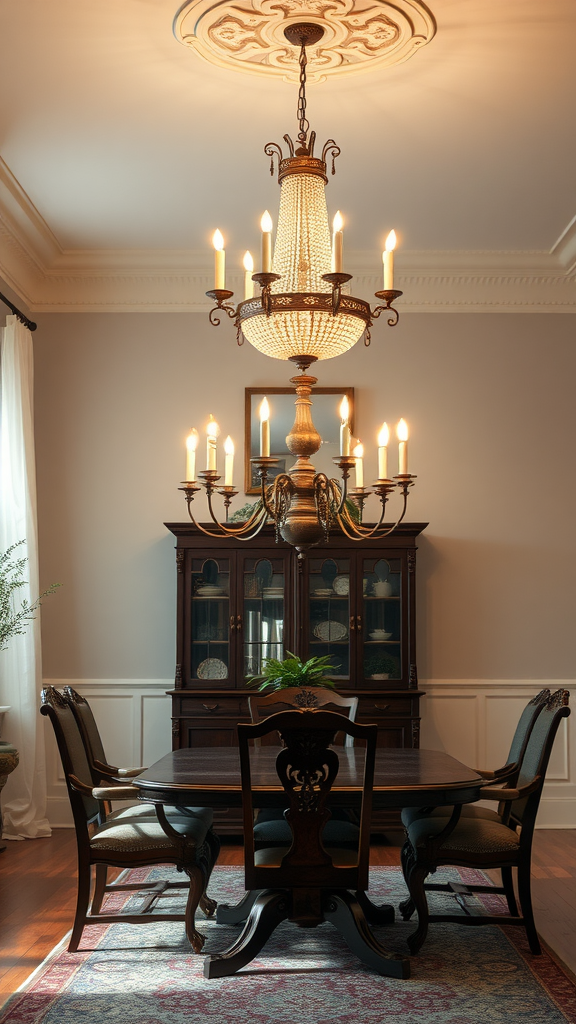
0,541 -> 59,850
246,651 -> 337,693
364,650 -> 400,681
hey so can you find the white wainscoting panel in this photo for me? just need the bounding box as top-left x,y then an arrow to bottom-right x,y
43,678 -> 575,828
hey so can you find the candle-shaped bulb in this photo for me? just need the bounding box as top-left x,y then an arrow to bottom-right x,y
378,422 -> 390,446
185,428 -> 199,482
224,435 -> 234,486
206,414 -> 219,471
377,422 -> 389,480
382,229 -> 396,290
353,441 -> 364,489
260,211 -> 273,274
259,397 -> 270,456
212,229 -> 225,289
397,418 -> 409,475
243,250 -> 254,299
332,210 -> 344,273
397,418 -> 408,441
339,395 -> 351,456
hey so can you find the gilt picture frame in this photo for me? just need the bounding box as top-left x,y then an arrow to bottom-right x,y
244,386 -> 355,495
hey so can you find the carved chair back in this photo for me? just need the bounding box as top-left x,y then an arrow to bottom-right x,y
62,686 -> 109,785
248,687 -> 358,748
40,687 -> 101,834
239,709 -> 377,894
510,688 -> 570,843
507,687 -> 551,767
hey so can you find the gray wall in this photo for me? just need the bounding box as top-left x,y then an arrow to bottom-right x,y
33,311 -> 576,681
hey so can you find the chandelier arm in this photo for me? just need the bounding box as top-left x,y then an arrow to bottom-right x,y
182,495 -> 258,540
335,493 -> 389,539
264,142 -> 284,176
205,487 -> 269,537
336,487 -> 412,541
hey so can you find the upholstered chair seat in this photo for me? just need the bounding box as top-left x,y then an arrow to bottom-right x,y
90,811 -> 211,856
406,814 -> 520,857
401,802 -> 501,829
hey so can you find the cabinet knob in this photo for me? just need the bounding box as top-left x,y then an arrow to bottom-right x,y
202,703 -> 220,712
356,615 -> 362,630
349,617 -> 356,632
236,614 -> 242,632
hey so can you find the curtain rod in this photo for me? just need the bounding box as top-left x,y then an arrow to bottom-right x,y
0,291 -> 37,332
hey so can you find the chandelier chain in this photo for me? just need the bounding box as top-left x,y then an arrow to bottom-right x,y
297,41 -> 310,148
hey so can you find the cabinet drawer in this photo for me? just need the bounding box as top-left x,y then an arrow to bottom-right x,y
358,697 -> 414,717
177,697 -> 249,718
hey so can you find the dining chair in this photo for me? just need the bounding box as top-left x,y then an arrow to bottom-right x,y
399,687 -> 551,917
62,685 -> 212,823
248,686 -> 358,745
41,686 -> 220,953
248,686 -> 360,850
205,708 -> 409,979
402,687 -> 550,829
61,685 -> 216,917
399,688 -> 570,955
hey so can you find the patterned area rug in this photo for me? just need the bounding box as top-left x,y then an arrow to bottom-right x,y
2,866 -> 575,1024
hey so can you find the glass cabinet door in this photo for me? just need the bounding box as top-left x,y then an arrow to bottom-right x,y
242,556 -> 287,679
307,556 -> 351,682
361,556 -> 402,682
190,557 -> 231,682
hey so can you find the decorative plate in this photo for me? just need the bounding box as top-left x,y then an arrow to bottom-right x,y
333,575 -> 349,595
313,620 -> 348,642
197,658 -> 228,679
314,588 -> 333,596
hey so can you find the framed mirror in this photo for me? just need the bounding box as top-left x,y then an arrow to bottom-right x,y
244,386 -> 355,495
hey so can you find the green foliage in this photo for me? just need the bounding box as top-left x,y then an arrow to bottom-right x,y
364,650 -> 400,678
228,500 -> 262,524
0,541 -> 60,652
246,651 -> 337,692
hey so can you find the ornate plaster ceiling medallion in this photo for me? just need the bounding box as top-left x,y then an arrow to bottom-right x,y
173,0 -> 436,82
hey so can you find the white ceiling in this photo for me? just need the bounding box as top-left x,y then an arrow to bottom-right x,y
1,0 -> 576,310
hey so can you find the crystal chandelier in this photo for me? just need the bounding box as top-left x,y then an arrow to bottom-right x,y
180,23 -> 416,555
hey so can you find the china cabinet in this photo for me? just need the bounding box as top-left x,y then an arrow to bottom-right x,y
166,521 -> 427,831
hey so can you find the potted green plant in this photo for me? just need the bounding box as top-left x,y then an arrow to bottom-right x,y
0,541 -> 59,736
364,650 -> 400,680
246,651 -> 337,693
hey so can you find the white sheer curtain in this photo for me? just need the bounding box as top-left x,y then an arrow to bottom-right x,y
0,314 -> 51,839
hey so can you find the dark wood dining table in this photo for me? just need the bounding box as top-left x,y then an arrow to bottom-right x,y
133,745 -> 484,979
134,745 -> 483,813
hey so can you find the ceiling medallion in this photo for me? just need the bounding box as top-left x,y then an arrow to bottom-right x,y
173,0 -> 436,83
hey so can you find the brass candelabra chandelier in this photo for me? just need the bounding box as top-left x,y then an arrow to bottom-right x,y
179,22 -> 416,555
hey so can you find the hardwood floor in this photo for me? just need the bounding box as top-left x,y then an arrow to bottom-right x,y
1,828 -> 575,1006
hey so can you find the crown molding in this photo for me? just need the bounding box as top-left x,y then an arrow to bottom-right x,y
1,157 -> 576,314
